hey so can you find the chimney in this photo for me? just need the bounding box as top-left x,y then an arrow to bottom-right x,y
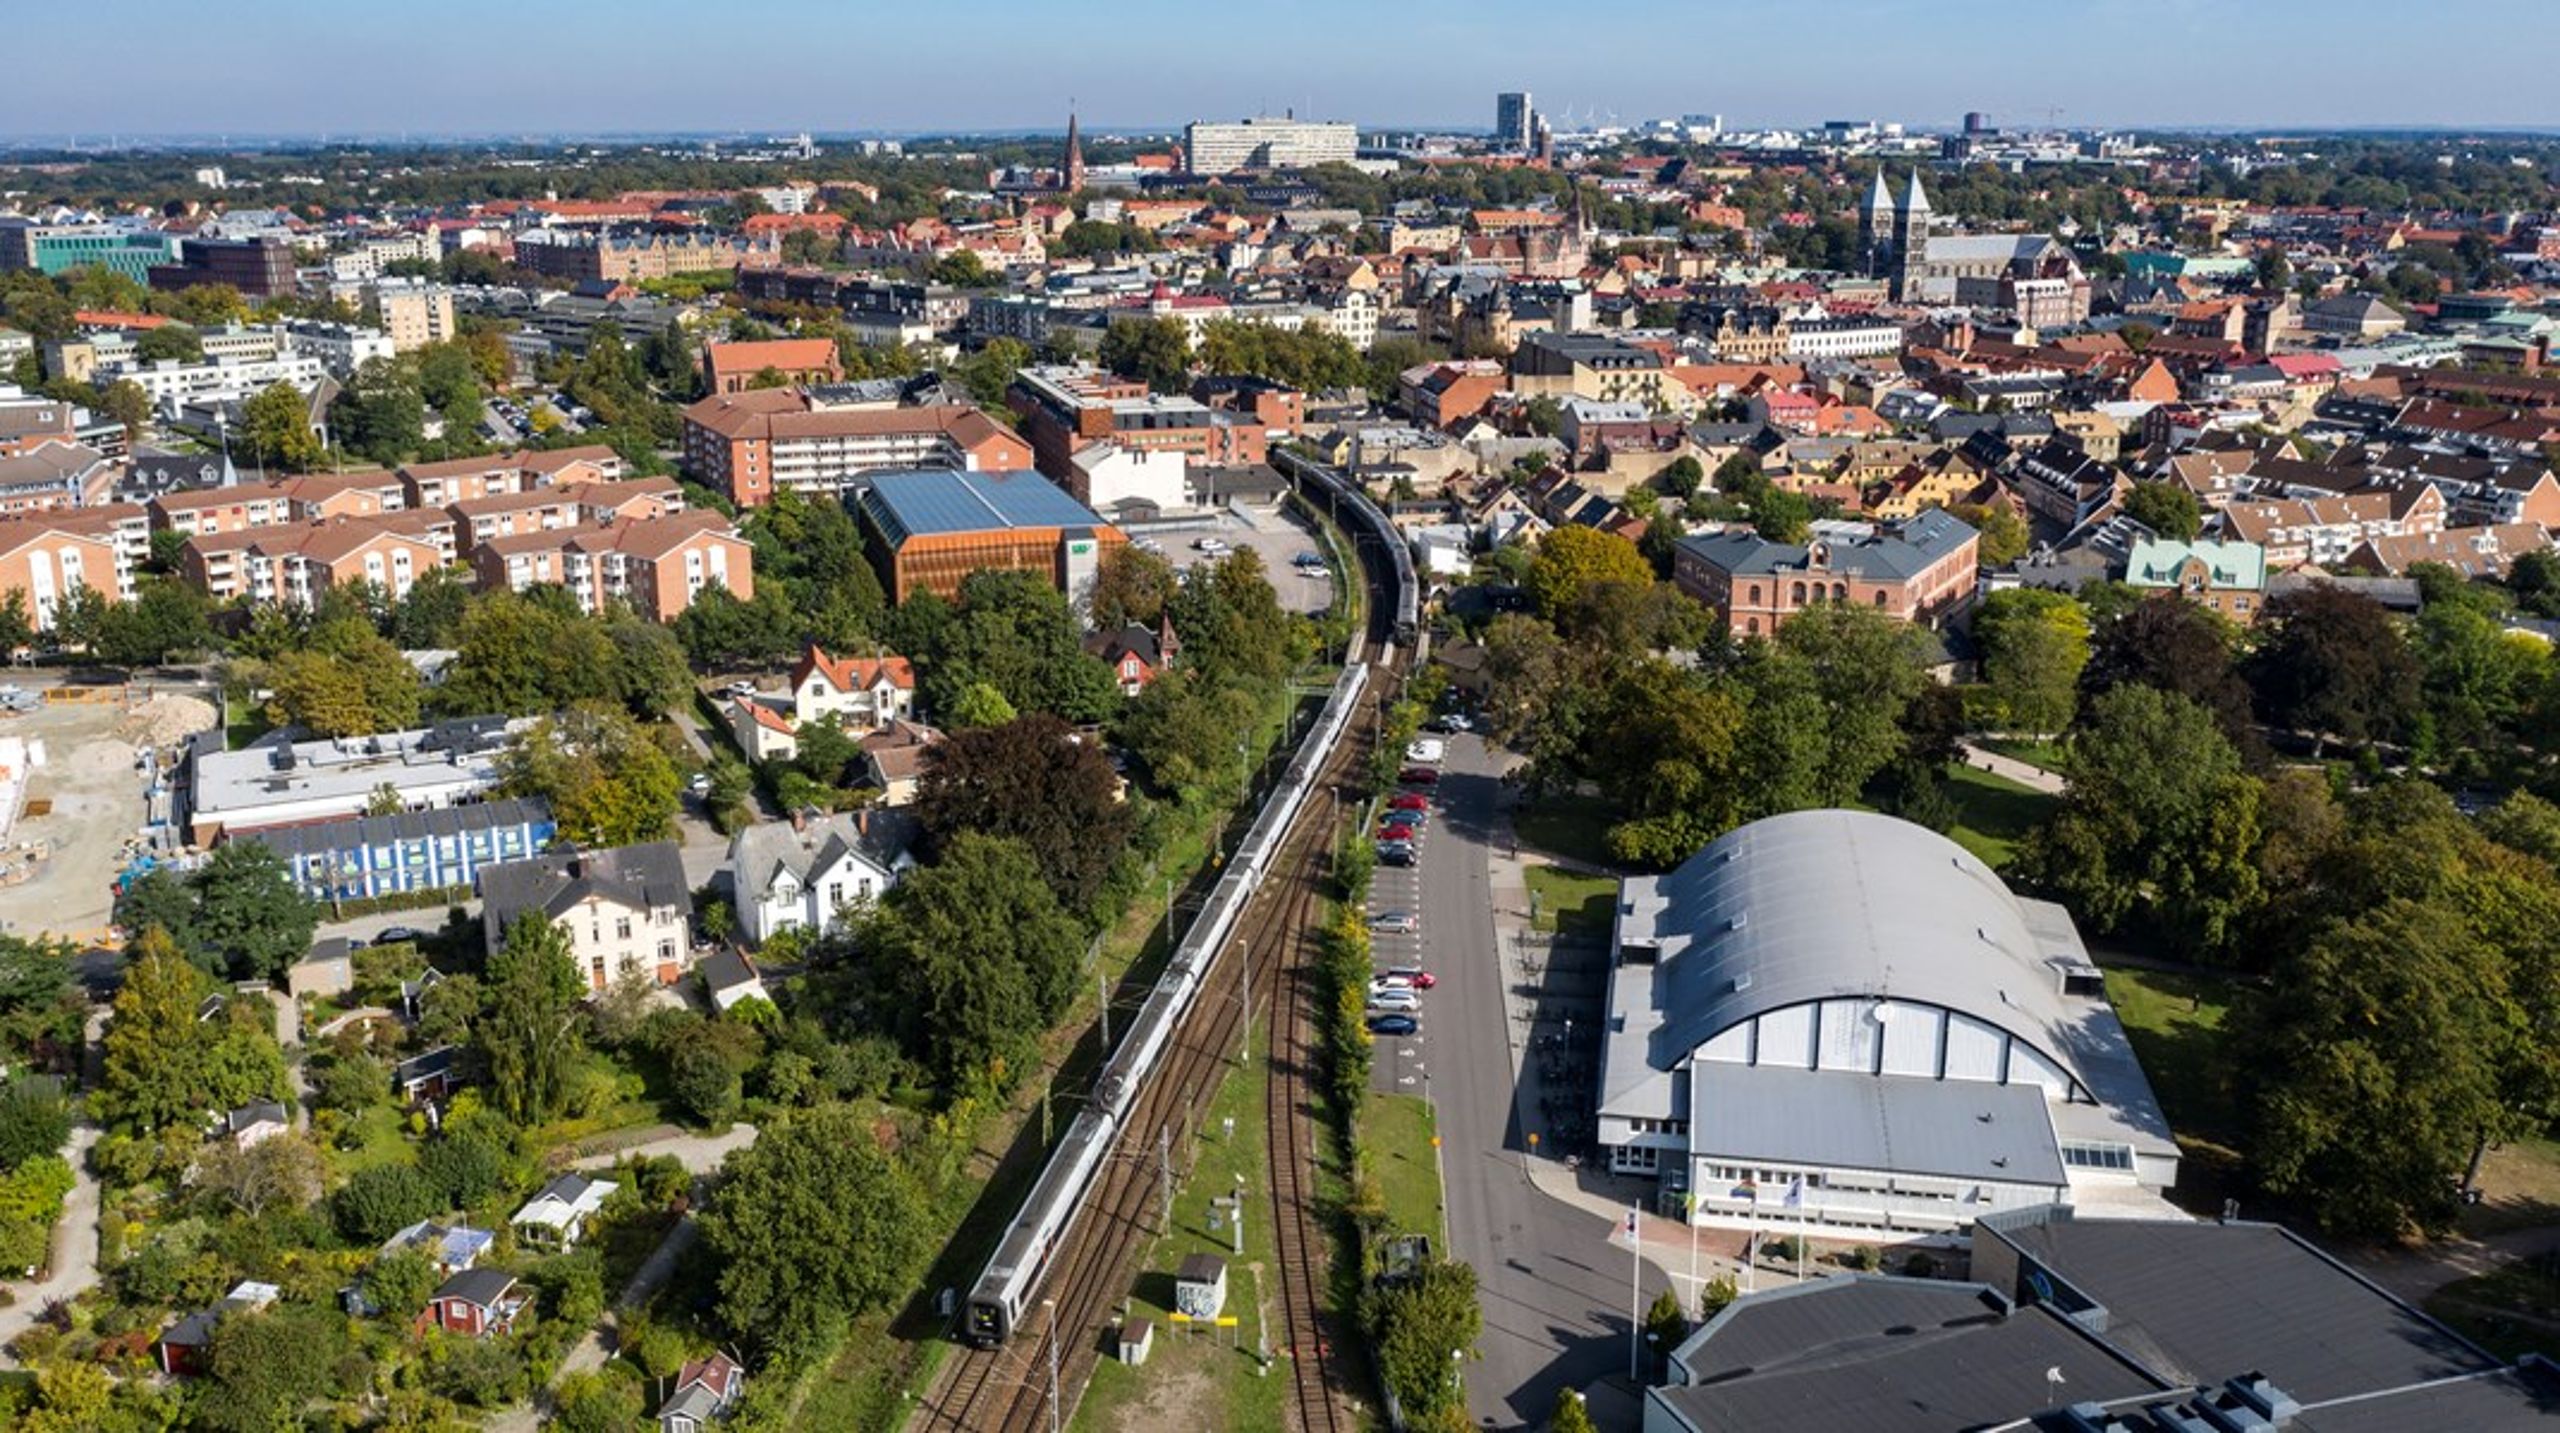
790,807 -> 806,833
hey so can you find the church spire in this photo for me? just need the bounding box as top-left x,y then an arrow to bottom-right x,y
1899,167 -> 1931,216
1061,108 -> 1086,194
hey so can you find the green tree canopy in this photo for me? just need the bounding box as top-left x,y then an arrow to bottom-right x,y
915,713 -> 1133,913
1974,588 -> 2092,737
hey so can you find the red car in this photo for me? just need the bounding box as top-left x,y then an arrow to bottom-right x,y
1388,792 -> 1430,812
1398,766 -> 1441,786
1376,821 -> 1418,843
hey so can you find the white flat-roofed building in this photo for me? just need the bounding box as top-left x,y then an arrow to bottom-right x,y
1184,117 -> 1359,175
1597,809 -> 2179,1242
186,716 -> 529,844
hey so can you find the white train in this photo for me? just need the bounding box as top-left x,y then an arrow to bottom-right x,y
965,663 -> 1370,1345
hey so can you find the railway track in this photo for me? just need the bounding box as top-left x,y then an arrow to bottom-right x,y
1264,801 -> 1351,1433
912,672 -> 1391,1433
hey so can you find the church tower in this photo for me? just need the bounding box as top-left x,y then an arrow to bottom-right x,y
1860,169 -> 1894,278
1060,110 -> 1086,194
1892,169 -> 1933,299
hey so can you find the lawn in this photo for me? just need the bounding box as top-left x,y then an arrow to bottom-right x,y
1977,736 -> 2068,772
1073,1015 -> 1285,1433
2102,964 -> 2246,1213
2424,1252 -> 2560,1362
328,1104 -> 419,1176
1358,1092 -> 1444,1241
1512,791 -> 1618,869
1940,764 -> 2056,869
1525,865 -> 1617,938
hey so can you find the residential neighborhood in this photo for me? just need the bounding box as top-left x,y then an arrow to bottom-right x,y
0,21 -> 2558,1433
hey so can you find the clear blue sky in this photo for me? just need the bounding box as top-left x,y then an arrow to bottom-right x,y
13,0 -> 2558,138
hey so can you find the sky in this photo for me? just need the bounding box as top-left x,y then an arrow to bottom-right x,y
10,0 -> 2560,139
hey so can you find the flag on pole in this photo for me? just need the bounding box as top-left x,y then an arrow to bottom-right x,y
1781,1176 -> 1805,1209
1623,1209 -> 1640,1241
1730,1179 -> 1756,1200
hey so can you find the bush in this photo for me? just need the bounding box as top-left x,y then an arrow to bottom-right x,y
1903,1251 -> 1939,1279
420,1134 -> 510,1210
334,1164 -> 439,1243
0,1078 -> 71,1172
1840,1244 -> 1879,1271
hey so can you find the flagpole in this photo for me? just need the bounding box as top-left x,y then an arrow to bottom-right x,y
1744,1186 -> 1757,1294
1686,1191 -> 1699,1311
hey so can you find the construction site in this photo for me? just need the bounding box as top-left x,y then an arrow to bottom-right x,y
0,684 -> 217,948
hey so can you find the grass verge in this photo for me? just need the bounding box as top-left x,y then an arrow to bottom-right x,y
1524,866 -> 1616,939
1941,764 -> 2056,868
1357,1092 -> 1443,1242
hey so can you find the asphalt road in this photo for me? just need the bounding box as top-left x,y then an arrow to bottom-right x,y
1374,738 -> 1640,1430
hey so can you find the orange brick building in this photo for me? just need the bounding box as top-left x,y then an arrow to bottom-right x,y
681,389 -> 1031,506
701,338 -> 845,395
853,468 -> 1123,604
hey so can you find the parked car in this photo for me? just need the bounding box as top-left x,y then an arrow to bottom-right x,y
1375,842 -> 1416,867
1370,975 -> 1415,996
1376,823 -> 1418,845
373,926 -> 425,947
1388,792 -> 1430,812
1193,537 -> 1229,553
1427,712 -> 1475,734
686,773 -> 713,797
1398,766 -> 1442,786
1367,1013 -> 1419,1036
1405,738 -> 1447,764
1370,910 -> 1420,934
1382,965 -> 1436,989
1292,550 -> 1324,568
722,680 -> 759,697
1366,989 -> 1420,1012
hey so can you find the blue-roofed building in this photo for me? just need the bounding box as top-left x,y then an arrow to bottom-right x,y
853,468 -> 1126,607
242,798 -> 555,905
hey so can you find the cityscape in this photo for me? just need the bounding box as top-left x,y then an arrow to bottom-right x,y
2,20 -> 2560,1433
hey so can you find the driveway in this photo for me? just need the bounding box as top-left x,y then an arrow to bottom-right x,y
1956,740 -> 2064,796
571,1123 -> 756,1177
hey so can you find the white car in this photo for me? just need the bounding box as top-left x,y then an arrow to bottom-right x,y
1405,737 -> 1447,764
1366,989 -> 1421,1013
722,680 -> 759,697
1193,537 -> 1229,554
1370,975 -> 1415,996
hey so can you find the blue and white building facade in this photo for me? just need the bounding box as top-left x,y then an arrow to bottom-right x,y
244,798 -> 555,903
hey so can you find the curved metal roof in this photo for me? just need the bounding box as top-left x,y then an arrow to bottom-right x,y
1623,809 -> 2094,1089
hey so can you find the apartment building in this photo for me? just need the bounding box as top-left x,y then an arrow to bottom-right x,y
183,513 -> 452,607
681,388 -> 1031,506
468,509 -> 751,622
2217,483 -> 2446,570
396,446 -> 622,508
113,353 -> 329,414
0,503 -> 149,629
445,476 -> 682,554
0,443 -> 115,514
1008,365 -> 1267,485
512,229 -> 747,285
365,278 -> 459,352
147,236 -> 297,299
1508,332 -> 1688,410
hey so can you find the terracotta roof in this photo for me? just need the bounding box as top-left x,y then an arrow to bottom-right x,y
704,338 -> 840,387
791,643 -> 916,696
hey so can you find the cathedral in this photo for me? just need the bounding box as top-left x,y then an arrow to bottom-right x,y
1862,169 -> 2089,322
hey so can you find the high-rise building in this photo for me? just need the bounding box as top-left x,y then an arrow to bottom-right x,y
1182,117 -> 1358,175
1964,111 -> 1991,135
1496,91 -> 1535,150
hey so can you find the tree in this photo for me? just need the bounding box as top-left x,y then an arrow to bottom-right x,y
1368,1256 -> 1480,1427
334,1163 -> 440,1242
196,1303 -> 348,1433
2123,481 -> 2202,541
2412,600 -> 2543,761
265,616 -> 423,737
440,590 -> 619,716
1658,455 -> 1705,503
0,1079 -> 69,1172
478,911 -> 584,1125
2016,686 -> 2264,956
1643,1287 -> 1689,1375
1751,486 -> 1813,543
946,681 -> 1018,729
2081,593 -> 2254,747
2254,246 -> 2293,292
1973,589 -> 2091,737
916,714 -> 1133,912
928,250 -> 1000,288
96,930 -> 217,1133
1118,669 -> 1260,798
1096,315 -> 1192,393
1088,544 -> 1179,631
1733,603 -> 1931,814
191,1130 -> 325,1217
1550,1388 -> 1600,1433
669,1023 -> 745,1126
2247,584 -> 2419,751
855,833 -> 1087,1093
700,1102 -> 933,1360
603,610 -> 693,717
189,841 -> 319,983
91,577 -> 212,666
95,378 -> 151,441
238,381 -> 321,472
365,1247 -> 440,1320
1949,501 -> 2029,568
1526,526 -> 1653,625
921,568 -> 1120,723
2244,898 -> 2520,1237
498,703 -> 681,847
952,337 -> 1031,409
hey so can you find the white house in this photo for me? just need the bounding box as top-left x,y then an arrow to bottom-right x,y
790,644 -> 917,731
727,808 -> 921,947
511,1172 -> 617,1249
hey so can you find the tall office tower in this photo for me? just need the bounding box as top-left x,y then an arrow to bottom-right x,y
1496,91 -> 1535,150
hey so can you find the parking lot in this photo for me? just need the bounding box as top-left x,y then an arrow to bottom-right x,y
1129,502 -> 1339,617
